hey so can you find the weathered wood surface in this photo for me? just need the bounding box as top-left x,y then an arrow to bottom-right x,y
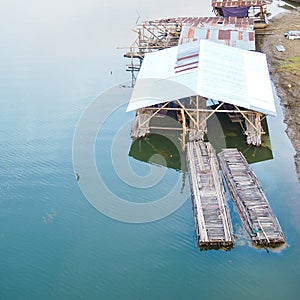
130,111 -> 151,139
189,129 -> 205,142
218,148 -> 285,247
245,113 -> 262,146
188,109 -> 208,142
186,141 -> 234,249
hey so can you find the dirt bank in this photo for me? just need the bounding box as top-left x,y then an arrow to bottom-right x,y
257,8 -> 300,182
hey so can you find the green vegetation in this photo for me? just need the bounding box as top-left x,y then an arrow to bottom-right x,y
276,56 -> 300,76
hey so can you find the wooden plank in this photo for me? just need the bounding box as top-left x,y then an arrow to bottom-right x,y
218,148 -> 285,247
186,141 -> 234,249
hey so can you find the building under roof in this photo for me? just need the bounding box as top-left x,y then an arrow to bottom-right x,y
124,3 -> 275,146
127,39 -> 276,116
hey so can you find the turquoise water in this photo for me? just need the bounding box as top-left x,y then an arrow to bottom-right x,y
1,1 -> 300,299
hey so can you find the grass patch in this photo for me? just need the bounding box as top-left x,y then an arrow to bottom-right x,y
276,56 -> 300,75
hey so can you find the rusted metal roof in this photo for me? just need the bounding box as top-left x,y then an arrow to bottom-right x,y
148,16 -> 254,30
180,16 -> 254,29
211,0 -> 272,7
179,26 -> 255,50
178,17 -> 255,50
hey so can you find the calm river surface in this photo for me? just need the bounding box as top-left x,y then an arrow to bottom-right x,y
0,1 -> 299,299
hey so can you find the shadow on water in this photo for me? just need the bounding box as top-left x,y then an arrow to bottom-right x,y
129,133 -> 183,171
129,112 -> 273,170
209,112 -> 273,164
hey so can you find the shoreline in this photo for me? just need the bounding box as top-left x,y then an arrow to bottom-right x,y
258,8 -> 300,182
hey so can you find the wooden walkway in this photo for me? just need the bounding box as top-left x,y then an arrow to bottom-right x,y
186,141 -> 234,249
218,148 -> 285,247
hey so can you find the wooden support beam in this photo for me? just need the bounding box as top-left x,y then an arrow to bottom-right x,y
181,108 -> 187,151
199,101 -> 224,128
234,105 -> 258,131
196,95 -> 199,130
143,106 -> 257,114
142,25 -> 161,41
138,102 -> 170,128
176,100 -> 198,127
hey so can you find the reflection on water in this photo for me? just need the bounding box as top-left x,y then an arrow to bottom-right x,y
129,133 -> 182,170
209,113 -> 273,164
129,112 -> 273,169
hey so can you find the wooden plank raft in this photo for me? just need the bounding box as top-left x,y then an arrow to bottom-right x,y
218,148 -> 285,247
186,141 -> 235,250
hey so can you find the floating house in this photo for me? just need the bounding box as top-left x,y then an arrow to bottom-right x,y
126,33 -> 275,147
123,2 -> 276,146
122,1 -> 285,249
211,0 -> 272,28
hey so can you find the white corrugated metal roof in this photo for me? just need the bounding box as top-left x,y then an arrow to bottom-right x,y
126,39 -> 276,116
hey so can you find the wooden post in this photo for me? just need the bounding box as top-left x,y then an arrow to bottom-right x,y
196,95 -> 199,130
199,101 -> 224,128
181,108 -> 186,151
137,109 -> 141,127
139,102 -> 170,128
176,100 -> 197,127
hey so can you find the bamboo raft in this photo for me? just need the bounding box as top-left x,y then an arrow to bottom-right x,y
186,141 -> 235,249
218,148 -> 285,247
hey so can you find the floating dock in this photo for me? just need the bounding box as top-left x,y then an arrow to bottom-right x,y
186,141 -> 235,249
218,148 -> 285,247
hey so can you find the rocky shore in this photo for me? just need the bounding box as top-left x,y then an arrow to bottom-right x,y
257,8 -> 300,182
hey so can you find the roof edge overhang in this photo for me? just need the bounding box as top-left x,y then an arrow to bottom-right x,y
126,40 -> 276,116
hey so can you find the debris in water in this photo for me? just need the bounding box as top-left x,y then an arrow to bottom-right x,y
43,209 -> 57,224
76,172 -> 80,181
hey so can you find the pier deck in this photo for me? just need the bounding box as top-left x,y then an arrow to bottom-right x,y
186,141 -> 234,249
218,148 -> 285,247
